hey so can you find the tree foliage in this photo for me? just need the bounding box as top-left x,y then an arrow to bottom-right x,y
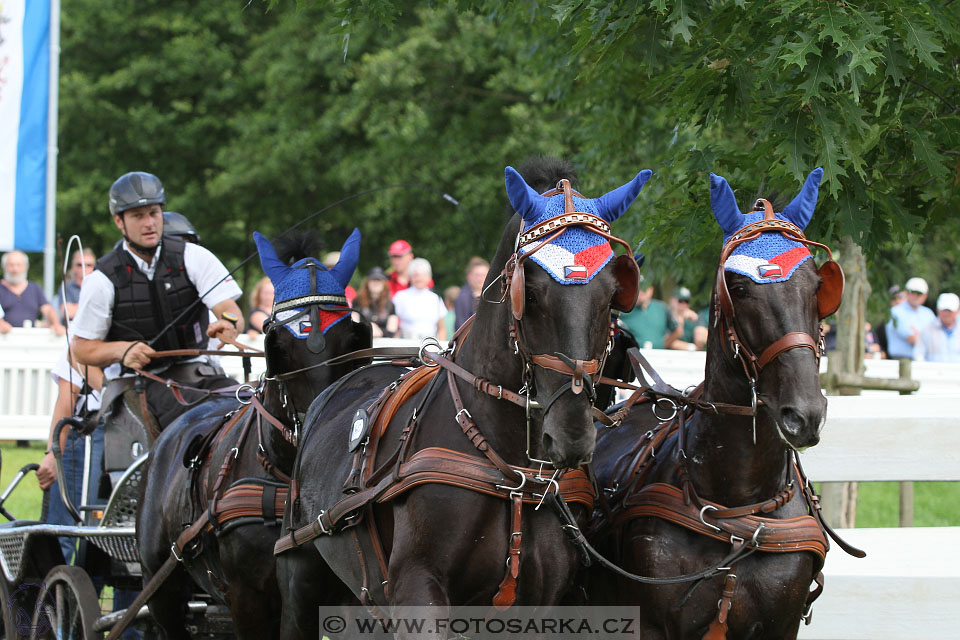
56,0 -> 960,324
471,0 -> 960,314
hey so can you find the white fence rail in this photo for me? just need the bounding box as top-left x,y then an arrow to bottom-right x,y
4,329 -> 960,441
795,393 -> 960,638
2,329 -> 957,637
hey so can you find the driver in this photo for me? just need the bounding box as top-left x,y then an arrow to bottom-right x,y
70,171 -> 244,432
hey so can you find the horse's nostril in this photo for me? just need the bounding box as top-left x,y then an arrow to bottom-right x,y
778,405 -> 822,446
779,407 -> 804,435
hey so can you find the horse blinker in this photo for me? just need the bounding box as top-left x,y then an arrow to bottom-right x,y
611,254 -> 640,313
816,260 -> 844,320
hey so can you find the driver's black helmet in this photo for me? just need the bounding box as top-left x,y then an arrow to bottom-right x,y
163,211 -> 200,244
109,172 -> 165,216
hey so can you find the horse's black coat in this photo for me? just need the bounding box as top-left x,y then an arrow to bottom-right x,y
136,236 -> 371,640
584,251 -> 828,640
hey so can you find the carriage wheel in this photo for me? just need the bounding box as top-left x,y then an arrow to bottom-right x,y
28,565 -> 101,640
0,574 -> 21,640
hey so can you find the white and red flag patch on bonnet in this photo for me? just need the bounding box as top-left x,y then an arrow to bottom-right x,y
521,231 -> 613,284
724,239 -> 812,284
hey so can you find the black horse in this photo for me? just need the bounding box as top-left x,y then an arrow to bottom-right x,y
583,169 -> 855,639
136,230 -> 372,640
274,160 -> 651,639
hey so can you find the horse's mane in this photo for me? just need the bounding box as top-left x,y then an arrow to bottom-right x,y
517,156 -> 579,193
272,230 -> 323,265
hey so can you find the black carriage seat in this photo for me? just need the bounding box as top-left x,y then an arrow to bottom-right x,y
99,379 -> 156,477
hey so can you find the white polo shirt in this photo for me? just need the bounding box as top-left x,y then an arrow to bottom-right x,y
70,241 -> 241,379
51,347 -> 102,414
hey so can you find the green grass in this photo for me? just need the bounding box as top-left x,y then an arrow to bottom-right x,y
4,441 -> 958,528
0,442 -> 47,522
852,481 -> 960,527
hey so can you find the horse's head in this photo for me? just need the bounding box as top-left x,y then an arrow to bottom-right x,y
254,230 -> 372,420
707,168 -> 843,450
498,165 -> 651,468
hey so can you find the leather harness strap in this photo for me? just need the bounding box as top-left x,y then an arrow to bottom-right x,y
215,483 -> 288,524
755,332 -> 820,370
492,493 -> 524,610
106,511 -> 213,640
274,447 -> 594,555
703,552 -> 741,640
618,483 -> 828,560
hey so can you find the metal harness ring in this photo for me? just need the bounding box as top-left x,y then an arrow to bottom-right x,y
652,397 -> 678,423
235,383 -> 254,405
419,337 -> 442,367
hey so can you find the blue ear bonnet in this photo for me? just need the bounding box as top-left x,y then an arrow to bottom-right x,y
273,258 -> 345,305
710,169 -> 822,284
504,166 -> 651,285
253,229 -> 361,337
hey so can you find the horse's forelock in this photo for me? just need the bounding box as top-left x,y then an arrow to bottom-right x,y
516,157 -> 579,193
272,230 -> 323,266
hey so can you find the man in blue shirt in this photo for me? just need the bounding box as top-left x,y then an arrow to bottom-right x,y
914,292 -> 960,362
885,276 -> 936,359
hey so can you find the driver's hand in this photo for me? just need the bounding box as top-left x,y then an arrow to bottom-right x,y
121,341 -> 156,369
207,320 -> 238,346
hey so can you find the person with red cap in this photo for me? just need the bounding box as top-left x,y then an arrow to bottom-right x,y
386,239 -> 432,298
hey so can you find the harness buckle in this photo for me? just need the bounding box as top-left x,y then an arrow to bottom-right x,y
455,408 -> 473,423
171,542 -> 183,562
315,510 -> 331,536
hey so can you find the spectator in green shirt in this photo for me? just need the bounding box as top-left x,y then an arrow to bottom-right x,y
618,275 -> 681,349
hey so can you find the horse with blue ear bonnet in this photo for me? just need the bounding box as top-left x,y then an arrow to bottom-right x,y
273,160 -> 651,639
580,168 -> 860,639
134,229 -> 372,640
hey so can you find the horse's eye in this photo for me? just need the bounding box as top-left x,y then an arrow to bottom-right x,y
730,284 -> 748,296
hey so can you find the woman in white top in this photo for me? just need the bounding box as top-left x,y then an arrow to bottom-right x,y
392,258 -> 448,341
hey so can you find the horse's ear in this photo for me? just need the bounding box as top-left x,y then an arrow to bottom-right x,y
254,231 -> 292,284
594,170 -> 652,223
328,228 -> 361,291
781,167 -> 823,231
505,166 -> 545,225
709,173 -> 743,235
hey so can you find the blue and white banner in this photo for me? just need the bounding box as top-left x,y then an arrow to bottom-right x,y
0,0 -> 50,252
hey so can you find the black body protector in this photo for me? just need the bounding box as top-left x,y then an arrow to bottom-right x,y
97,237 -> 209,362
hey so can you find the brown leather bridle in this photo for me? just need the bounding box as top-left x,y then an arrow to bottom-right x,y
714,199 -> 844,394
494,178 -> 640,461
